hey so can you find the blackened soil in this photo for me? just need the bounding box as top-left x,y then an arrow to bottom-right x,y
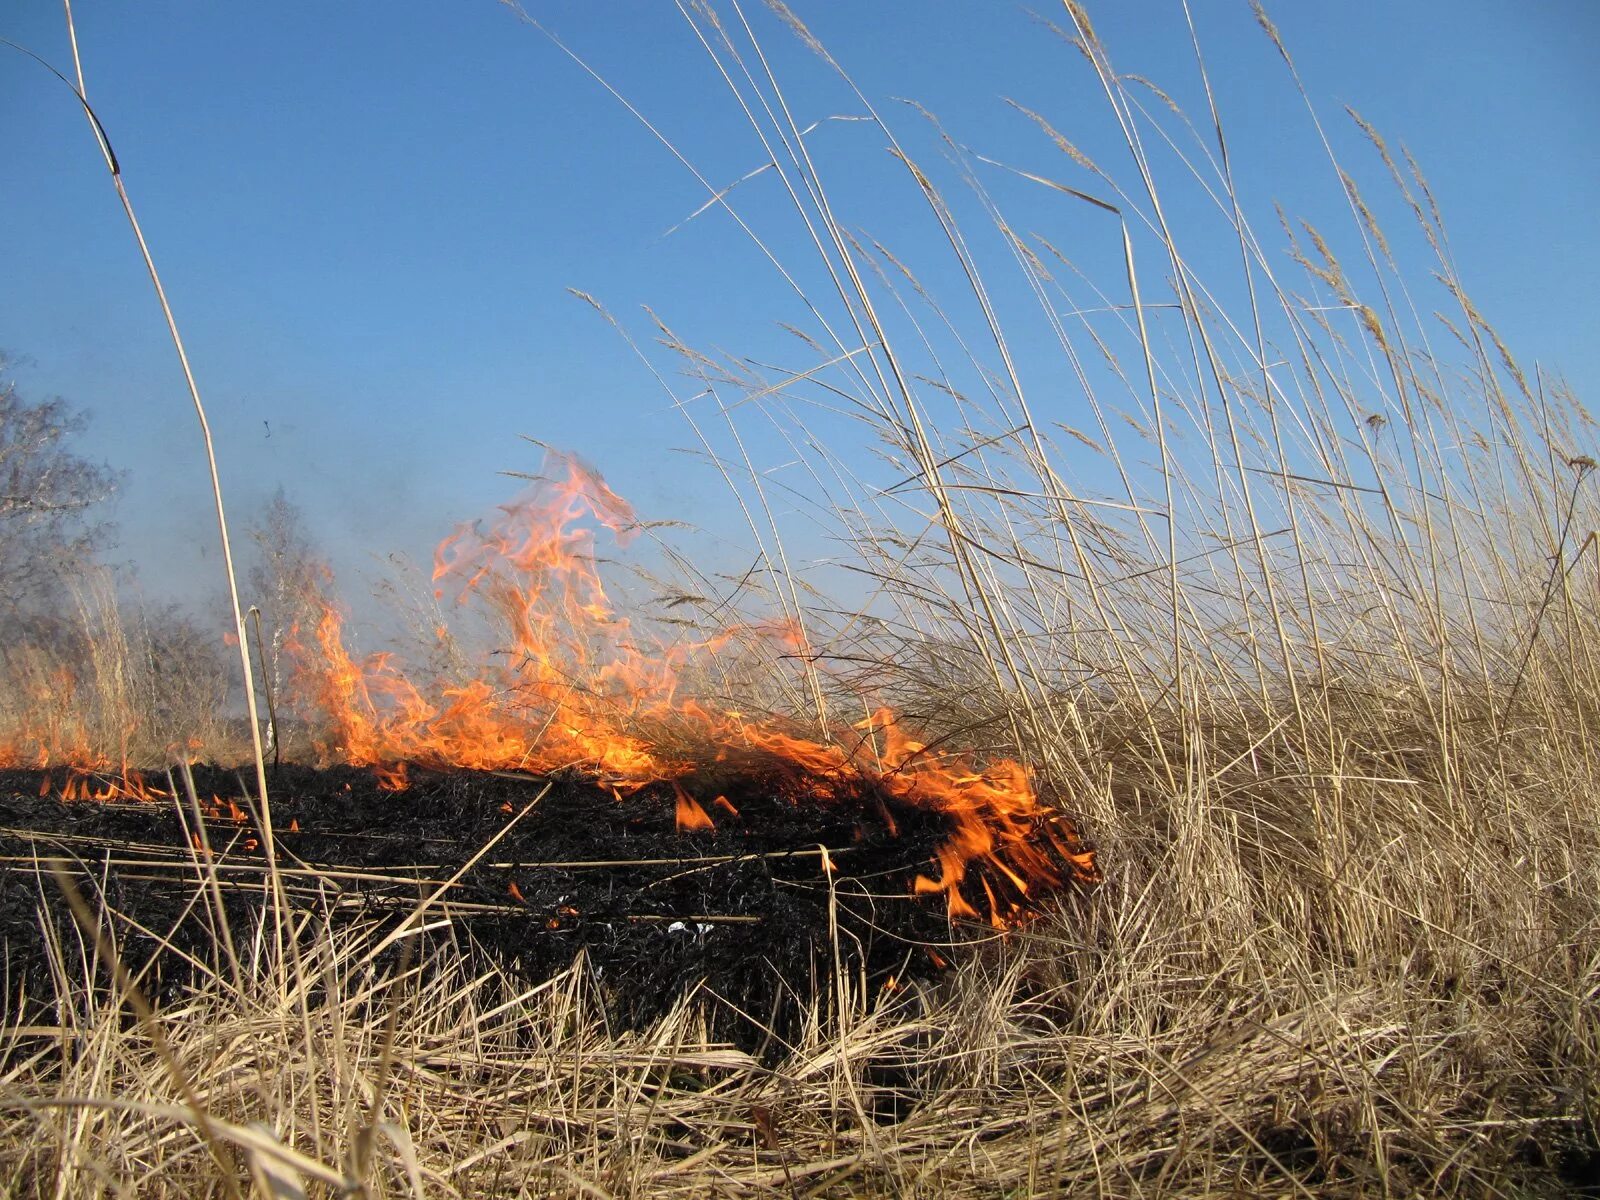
0,763 -> 1064,1047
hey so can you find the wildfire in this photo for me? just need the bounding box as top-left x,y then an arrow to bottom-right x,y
40,767 -> 168,803
0,712 -> 168,804
0,673 -> 106,774
299,455 -> 676,787
292,452 -> 1098,926
0,670 -> 203,803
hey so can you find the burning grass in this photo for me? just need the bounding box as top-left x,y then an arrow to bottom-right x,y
289,452 -> 1097,929
3,1 -> 1599,1196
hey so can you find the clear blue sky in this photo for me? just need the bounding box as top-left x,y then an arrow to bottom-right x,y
3,2 -> 1596,615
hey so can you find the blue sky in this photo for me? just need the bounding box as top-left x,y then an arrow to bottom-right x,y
2,2 -> 1596,618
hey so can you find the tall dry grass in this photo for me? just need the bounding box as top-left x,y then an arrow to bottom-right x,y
3,2 -> 1597,1196
0,568 -> 240,769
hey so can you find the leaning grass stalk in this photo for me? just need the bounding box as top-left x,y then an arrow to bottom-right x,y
173,760 -> 242,994
47,863 -> 248,1200
59,0 -> 283,961
55,16 -> 342,1167
686,4 -> 1037,739
357,781 -> 552,968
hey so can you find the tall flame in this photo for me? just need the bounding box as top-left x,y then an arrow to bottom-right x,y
290,452 -> 1098,923
301,455 -> 682,784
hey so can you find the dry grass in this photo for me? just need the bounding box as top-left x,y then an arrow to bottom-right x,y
3,685 -> 1595,1196
4,2 -> 1599,1195
0,568 -> 242,769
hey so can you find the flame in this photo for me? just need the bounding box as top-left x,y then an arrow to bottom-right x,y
283,451 -> 1099,925
0,666 -> 149,776
51,767 -> 168,804
1,668 -> 188,805
673,782 -> 716,833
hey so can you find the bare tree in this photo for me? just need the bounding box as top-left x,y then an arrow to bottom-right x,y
0,360 -> 120,624
247,486 -> 324,758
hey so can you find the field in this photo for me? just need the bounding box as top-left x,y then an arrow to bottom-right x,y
2,3 -> 1597,1196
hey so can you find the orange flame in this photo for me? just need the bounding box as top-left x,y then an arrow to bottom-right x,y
53,768 -> 168,804
0,688 -> 105,773
290,452 -> 1098,925
673,782 -> 716,833
1,668 -> 192,804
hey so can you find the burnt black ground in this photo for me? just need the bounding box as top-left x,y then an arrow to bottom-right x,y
0,763 -> 1060,1046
